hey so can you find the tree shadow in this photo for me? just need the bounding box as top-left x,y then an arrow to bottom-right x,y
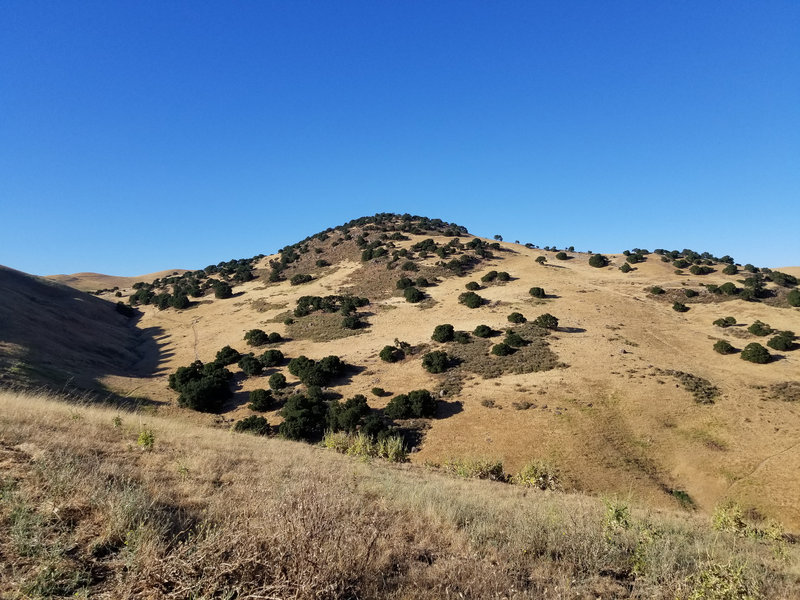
437,398 -> 464,419
330,364 -> 368,386
558,327 -> 587,334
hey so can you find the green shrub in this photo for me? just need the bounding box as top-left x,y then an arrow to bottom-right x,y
747,320 -> 773,336
238,354 -> 264,376
504,331 -> 527,348
625,253 -> 644,264
396,276 -> 413,290
260,349 -> 284,367
481,271 -> 498,283
287,355 -> 346,386
713,340 -> 735,355
684,561 -> 758,600
116,301 -> 136,317
673,259 -> 690,269
473,324 -> 493,338
740,343 -> 770,364
244,329 -> 269,346
689,265 -> 713,275
401,260 -> 418,271
588,254 -> 609,268
767,331 -> 795,351
137,428 -> 155,450
371,387 -> 386,397
431,324 -> 455,343
384,389 -> 436,419
496,271 -> 510,281
415,277 -> 430,287
532,313 -> 559,330
555,252 -> 568,260
459,291 -> 484,308
465,281 -> 481,291
268,372 -> 287,391
171,294 -> 190,309
766,335 -> 791,351
404,286 -> 424,303
327,394 -> 370,433
529,286 -> 545,298
684,289 -> 698,298
722,264 -> 738,275
719,282 -> 738,295
712,317 -> 736,328
491,342 -> 514,356
279,393 -> 327,440
442,458 -> 506,481
169,360 -> 232,412
512,460 -> 561,490
215,345 -> 241,366
422,351 -> 449,373
673,302 -> 689,312
507,312 -> 526,324
213,281 -> 233,299
535,256 -> 546,265
290,273 -> 313,286
315,259 -> 329,267
788,289 -> 800,307
379,345 -> 404,363
649,286 -> 665,295
248,389 -> 274,411
619,263 -> 632,273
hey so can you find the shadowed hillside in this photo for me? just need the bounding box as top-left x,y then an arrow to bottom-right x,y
0,266 -> 164,394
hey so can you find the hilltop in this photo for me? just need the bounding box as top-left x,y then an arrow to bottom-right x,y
2,213 -> 799,530
46,269 -> 189,293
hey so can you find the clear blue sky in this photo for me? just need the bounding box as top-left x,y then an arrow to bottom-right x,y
2,1 -> 798,275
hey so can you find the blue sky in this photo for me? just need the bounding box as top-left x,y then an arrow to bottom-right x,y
2,1 -> 798,275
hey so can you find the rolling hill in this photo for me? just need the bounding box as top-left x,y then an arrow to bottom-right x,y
46,269 -> 189,293
2,214 -> 799,531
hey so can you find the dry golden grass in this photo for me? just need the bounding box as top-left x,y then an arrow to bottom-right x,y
45,269 -> 189,292
1,388 -> 799,599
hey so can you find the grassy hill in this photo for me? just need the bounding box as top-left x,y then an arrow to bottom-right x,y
46,269 -> 189,293
0,266 -> 162,395
1,387 -> 798,598
2,213 -> 799,597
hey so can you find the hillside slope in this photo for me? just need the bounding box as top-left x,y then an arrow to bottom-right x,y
2,388 -> 797,599
46,269 -> 188,293
0,265 -> 162,393
3,215 -> 799,532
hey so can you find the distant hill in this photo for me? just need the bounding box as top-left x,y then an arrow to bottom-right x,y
46,269 -> 189,292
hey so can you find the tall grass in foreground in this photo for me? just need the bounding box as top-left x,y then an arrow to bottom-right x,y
0,388 -> 798,599
322,429 -> 408,462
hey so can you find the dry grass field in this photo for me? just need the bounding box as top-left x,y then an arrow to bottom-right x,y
1,388 -> 798,599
